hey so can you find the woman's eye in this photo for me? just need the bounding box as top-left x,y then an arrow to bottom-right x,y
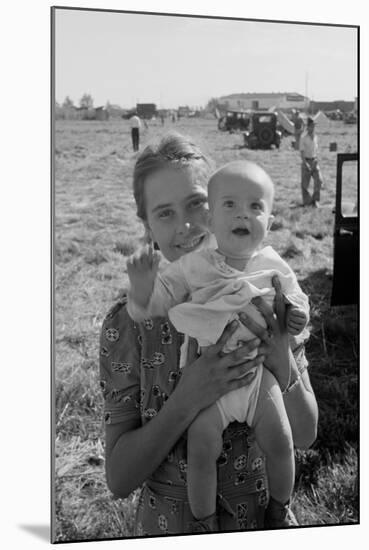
189,198 -> 207,209
158,209 -> 173,219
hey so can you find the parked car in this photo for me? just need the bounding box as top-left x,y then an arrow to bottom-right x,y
331,152 -> 358,306
218,110 -> 251,132
343,111 -> 357,125
242,112 -> 282,149
325,109 -> 344,121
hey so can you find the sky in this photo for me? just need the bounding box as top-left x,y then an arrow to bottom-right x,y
54,8 -> 358,109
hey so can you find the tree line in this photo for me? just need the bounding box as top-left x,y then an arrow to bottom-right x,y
56,94 -> 95,109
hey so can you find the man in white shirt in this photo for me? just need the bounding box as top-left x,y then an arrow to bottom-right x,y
129,113 -> 141,152
299,117 -> 323,207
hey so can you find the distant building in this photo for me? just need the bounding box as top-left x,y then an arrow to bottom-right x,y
55,104 -> 78,120
106,104 -> 125,118
94,106 -> 109,121
309,100 -> 355,114
73,106 -> 109,120
218,92 -> 308,111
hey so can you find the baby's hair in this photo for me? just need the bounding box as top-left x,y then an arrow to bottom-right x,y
208,160 -> 275,210
133,132 -> 214,221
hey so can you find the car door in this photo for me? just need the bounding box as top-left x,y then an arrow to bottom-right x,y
331,153 -> 358,306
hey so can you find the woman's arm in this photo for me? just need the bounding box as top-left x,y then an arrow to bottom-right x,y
239,276 -> 318,450
126,247 -> 189,320
106,324 -> 265,498
105,389 -> 197,498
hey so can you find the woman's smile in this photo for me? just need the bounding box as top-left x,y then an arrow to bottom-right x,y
174,233 -> 207,251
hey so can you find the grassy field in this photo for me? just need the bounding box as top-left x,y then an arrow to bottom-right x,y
53,117 -> 358,542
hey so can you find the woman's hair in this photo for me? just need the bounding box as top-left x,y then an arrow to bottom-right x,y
133,132 -> 214,221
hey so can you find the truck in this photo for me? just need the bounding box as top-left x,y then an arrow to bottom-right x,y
136,103 -> 157,119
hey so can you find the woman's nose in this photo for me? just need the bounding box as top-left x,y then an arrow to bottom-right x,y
177,221 -> 191,234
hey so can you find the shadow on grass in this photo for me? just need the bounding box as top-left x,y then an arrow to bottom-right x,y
293,268 -> 358,525
299,268 -> 358,458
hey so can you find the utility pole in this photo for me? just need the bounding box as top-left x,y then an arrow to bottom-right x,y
305,71 -> 309,112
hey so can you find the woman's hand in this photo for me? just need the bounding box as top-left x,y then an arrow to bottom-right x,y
126,244 -> 161,309
175,320 -> 265,416
238,275 -> 293,390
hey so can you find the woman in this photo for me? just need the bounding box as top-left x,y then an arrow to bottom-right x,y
99,132 -> 318,536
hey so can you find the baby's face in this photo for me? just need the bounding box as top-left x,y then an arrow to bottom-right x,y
209,168 -> 274,260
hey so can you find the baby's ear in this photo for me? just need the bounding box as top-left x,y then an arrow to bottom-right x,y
267,215 -> 274,231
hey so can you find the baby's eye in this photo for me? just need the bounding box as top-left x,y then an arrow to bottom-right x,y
223,200 -> 235,208
251,202 -> 263,210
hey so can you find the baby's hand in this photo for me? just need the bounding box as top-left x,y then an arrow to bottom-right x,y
127,244 -> 161,307
286,306 -> 308,336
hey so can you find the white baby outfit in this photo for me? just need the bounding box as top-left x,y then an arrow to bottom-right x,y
127,246 -> 309,429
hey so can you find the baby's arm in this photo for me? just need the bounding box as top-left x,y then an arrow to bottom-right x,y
274,260 -> 309,336
260,250 -> 309,337
277,271 -> 309,336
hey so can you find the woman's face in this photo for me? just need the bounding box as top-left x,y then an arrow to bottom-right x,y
143,165 -> 211,262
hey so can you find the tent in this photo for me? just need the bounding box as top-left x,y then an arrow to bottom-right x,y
275,109 -> 295,135
312,110 -> 330,127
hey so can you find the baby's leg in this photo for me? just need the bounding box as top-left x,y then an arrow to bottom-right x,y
187,403 -> 224,520
252,368 -> 294,505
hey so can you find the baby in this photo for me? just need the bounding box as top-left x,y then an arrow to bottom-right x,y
127,160 -> 309,530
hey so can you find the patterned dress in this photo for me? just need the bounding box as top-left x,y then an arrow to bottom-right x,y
100,296 -> 269,536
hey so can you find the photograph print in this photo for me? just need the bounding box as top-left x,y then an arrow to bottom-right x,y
52,6 -> 358,543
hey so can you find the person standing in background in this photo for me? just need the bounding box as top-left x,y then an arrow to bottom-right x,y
299,117 -> 323,208
293,110 -> 304,150
130,112 -> 141,152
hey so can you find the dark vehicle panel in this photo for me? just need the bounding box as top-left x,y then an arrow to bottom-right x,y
331,153 -> 358,306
